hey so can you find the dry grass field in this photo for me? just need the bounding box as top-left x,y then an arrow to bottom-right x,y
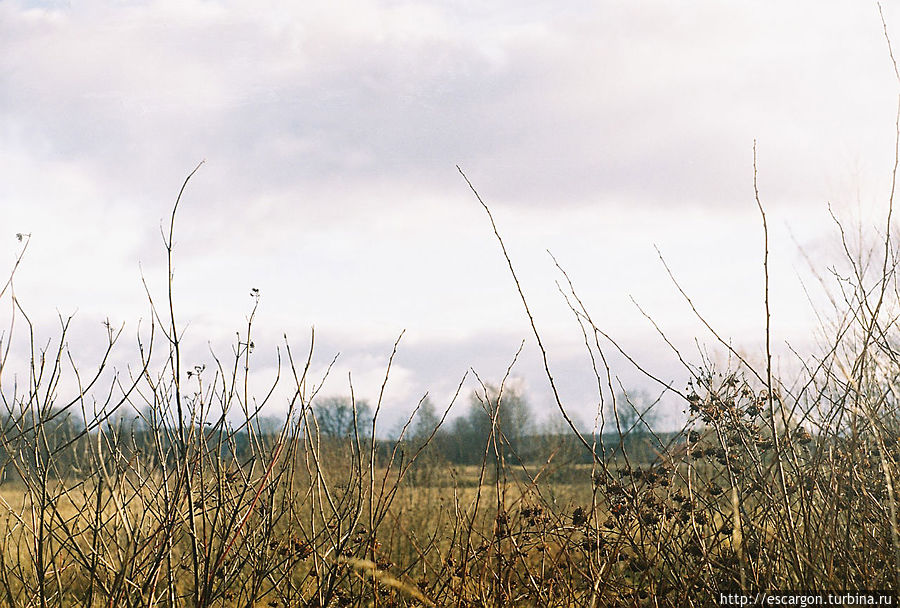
0,171 -> 898,607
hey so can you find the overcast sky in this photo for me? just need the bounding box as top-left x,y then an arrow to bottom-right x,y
3,0 -> 900,431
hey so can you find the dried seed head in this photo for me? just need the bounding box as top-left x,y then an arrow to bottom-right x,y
572,506 -> 588,526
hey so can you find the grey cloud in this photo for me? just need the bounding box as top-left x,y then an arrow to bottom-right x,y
6,0 -> 894,224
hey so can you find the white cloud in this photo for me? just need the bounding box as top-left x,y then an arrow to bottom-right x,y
2,0 -> 899,427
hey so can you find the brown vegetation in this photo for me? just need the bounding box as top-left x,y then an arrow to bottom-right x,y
1,149 -> 899,607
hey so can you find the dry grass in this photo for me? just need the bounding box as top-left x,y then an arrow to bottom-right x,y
1,149 -> 899,606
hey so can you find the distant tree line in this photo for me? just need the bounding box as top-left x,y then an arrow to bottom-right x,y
308,384 -> 671,468
0,384 -> 671,484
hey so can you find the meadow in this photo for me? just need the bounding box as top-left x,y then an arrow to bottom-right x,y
0,167 -> 898,607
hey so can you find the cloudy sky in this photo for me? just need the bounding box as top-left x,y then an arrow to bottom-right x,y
2,0 -> 899,431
